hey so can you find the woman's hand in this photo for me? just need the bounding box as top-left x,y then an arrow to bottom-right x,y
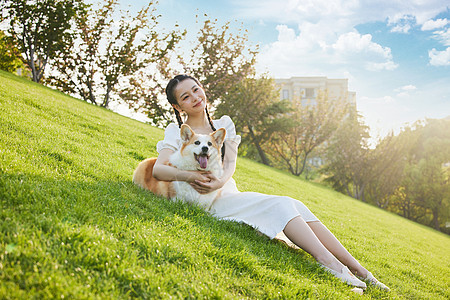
182,170 -> 210,184
190,172 -> 224,194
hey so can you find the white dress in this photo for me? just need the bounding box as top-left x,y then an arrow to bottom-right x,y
156,115 -> 319,239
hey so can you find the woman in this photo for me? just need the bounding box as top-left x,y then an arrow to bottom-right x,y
153,74 -> 389,291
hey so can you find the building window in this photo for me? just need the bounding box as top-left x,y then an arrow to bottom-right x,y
305,88 -> 315,98
282,89 -> 289,100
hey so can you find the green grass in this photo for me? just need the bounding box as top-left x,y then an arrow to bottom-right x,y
0,69 -> 449,299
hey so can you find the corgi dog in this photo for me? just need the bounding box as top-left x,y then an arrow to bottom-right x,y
133,124 -> 226,210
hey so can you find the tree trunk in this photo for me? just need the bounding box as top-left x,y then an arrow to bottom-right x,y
87,80 -> 96,105
103,85 -> 111,108
297,149 -> 313,177
247,125 -> 270,166
27,39 -> 38,82
360,184 -> 366,202
36,56 -> 48,83
346,185 -> 351,197
432,209 -> 440,231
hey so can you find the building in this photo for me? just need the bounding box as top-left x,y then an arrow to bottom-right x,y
275,76 -> 356,107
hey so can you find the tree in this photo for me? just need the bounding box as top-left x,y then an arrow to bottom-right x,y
364,132 -> 410,205
324,108 -> 411,203
389,185 -> 422,221
185,17 -> 258,105
265,90 -> 348,176
117,28 -> 186,127
0,30 -> 25,73
47,0 -> 114,105
322,109 -> 371,197
1,0 -> 81,83
384,119 -> 450,232
47,0 -> 182,108
414,157 -> 449,230
215,76 -> 292,165
122,16 -> 258,127
404,119 -> 450,231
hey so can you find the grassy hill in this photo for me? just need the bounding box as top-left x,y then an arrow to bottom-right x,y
0,70 -> 449,299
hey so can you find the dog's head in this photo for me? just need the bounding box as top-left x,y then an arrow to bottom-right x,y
179,124 -> 226,170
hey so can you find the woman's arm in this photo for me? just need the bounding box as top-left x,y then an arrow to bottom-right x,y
152,148 -> 209,183
220,140 -> 238,183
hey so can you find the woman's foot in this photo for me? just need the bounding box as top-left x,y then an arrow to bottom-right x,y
358,272 -> 390,291
320,264 -> 367,289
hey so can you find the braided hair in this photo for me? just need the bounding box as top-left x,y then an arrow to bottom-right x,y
165,75 -> 225,161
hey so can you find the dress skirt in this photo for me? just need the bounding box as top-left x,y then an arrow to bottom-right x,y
208,178 -> 319,239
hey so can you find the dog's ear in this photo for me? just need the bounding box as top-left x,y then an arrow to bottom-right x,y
180,124 -> 194,142
211,128 -> 226,146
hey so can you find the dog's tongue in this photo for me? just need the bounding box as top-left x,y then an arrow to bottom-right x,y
197,155 -> 208,169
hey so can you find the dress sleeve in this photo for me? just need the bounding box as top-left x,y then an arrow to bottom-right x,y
217,115 -> 241,146
156,123 -> 181,153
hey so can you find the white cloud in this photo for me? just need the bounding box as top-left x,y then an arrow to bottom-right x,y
256,25 -> 397,77
429,47 -> 450,66
233,0 -> 448,27
360,95 -> 396,107
236,0 -> 447,78
396,92 -> 409,98
388,14 -> 415,33
233,0 -> 360,24
276,24 -> 296,42
366,61 -> 398,71
396,85 -> 417,92
332,32 -> 380,53
395,84 -> 418,97
421,18 -> 449,30
433,27 -> 450,46
331,32 -> 397,70
390,24 -> 412,33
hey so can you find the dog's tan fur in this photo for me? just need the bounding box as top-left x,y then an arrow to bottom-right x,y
132,157 -> 176,198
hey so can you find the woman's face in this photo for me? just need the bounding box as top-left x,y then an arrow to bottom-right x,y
173,79 -> 207,115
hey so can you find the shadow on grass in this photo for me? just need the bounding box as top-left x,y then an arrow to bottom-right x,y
1,171 -> 339,298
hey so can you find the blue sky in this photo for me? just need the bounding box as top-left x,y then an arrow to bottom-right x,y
120,0 -> 450,137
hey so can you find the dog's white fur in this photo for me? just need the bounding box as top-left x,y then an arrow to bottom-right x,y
170,124 -> 225,209
132,124 -> 226,210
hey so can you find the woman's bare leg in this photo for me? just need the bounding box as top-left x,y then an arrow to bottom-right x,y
284,216 -> 367,288
306,221 -> 368,277
283,216 -> 344,271
306,221 -> 390,291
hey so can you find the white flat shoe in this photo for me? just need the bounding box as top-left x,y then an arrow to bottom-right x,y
320,265 -> 367,289
360,272 -> 390,291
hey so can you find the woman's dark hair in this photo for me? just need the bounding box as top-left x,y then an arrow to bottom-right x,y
165,74 -> 225,160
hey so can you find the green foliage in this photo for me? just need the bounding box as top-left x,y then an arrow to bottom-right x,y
363,133 -> 409,206
323,109 -> 371,196
0,30 -> 25,73
1,70 -> 450,298
265,90 -> 349,176
186,17 -> 258,106
323,113 -> 450,232
1,0 -> 81,83
122,16 -> 258,128
387,119 -> 450,232
215,76 -> 292,165
117,26 -> 186,127
46,0 -> 182,109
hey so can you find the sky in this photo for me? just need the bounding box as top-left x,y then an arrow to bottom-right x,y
113,0 -> 450,138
